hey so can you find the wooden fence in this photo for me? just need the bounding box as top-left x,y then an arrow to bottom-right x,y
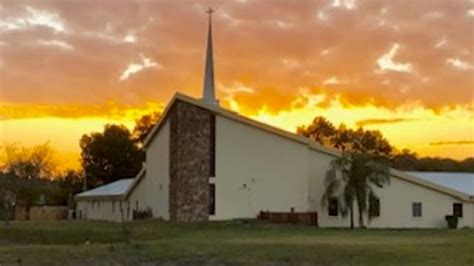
15,206 -> 68,221
258,211 -> 318,226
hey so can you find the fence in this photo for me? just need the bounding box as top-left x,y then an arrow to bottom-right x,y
258,211 -> 318,226
14,206 -> 68,221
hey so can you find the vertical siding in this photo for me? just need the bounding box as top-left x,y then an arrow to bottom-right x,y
76,199 -> 125,222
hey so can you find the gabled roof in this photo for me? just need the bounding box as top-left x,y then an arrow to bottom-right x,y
75,178 -> 134,200
143,93 -> 341,158
75,168 -> 146,201
406,171 -> 474,197
392,169 -> 473,202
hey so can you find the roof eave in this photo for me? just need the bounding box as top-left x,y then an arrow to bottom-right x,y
75,194 -> 125,201
391,169 -> 473,202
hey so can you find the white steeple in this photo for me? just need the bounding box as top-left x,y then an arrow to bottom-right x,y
202,7 -> 218,105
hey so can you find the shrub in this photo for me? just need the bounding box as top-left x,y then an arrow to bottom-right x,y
445,215 -> 458,229
132,207 -> 152,220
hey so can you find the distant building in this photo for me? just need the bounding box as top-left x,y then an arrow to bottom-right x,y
75,10 -> 474,228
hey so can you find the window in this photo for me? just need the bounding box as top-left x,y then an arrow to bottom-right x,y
328,197 -> 338,216
112,201 -> 115,213
369,197 -> 380,217
453,203 -> 463,217
209,184 -> 215,215
135,201 -> 139,211
412,202 -> 422,217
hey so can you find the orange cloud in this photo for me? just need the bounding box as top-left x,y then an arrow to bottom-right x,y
0,101 -> 164,121
429,140 -> 474,146
355,118 -> 419,127
1,1 -> 473,109
0,1 -> 473,168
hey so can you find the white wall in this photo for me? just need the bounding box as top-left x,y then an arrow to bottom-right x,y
213,115 -> 310,220
308,155 -> 474,228
129,119 -> 170,219
307,149 -> 353,228
368,176 -> 474,228
76,119 -> 170,222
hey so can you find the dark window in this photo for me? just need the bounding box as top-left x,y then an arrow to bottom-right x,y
210,115 -> 216,177
112,201 -> 115,213
453,203 -> 463,217
328,197 -> 338,216
135,201 -> 139,211
369,197 -> 380,217
209,184 -> 215,215
412,202 -> 422,217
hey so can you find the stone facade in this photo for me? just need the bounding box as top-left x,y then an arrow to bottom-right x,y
169,100 -> 214,222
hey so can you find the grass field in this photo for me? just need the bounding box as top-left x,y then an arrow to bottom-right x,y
0,220 -> 473,265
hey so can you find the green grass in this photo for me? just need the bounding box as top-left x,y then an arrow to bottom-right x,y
0,220 -> 473,265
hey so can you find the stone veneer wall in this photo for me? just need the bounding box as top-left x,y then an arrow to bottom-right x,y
169,100 -> 214,222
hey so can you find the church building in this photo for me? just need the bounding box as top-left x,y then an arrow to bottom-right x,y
76,10 -> 474,228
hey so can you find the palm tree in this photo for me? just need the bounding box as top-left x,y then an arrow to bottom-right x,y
321,152 -> 390,228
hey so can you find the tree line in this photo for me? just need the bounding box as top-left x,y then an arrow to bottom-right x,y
297,116 -> 473,172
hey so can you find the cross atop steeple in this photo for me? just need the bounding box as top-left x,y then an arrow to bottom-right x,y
206,7 -> 214,16
202,7 -> 218,105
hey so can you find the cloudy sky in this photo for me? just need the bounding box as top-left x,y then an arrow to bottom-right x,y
0,0 -> 473,170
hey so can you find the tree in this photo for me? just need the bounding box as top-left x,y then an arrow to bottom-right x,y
352,128 -> 393,158
0,142 -> 62,219
0,142 -> 57,179
390,149 -> 419,170
54,170 -> 84,207
80,124 -> 143,188
0,173 -> 17,224
322,152 -> 390,228
298,117 -> 393,158
297,117 -> 336,146
132,112 -> 161,145
0,172 -> 52,220
331,124 -> 356,152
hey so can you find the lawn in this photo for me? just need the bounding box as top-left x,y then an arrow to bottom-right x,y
0,220 -> 473,265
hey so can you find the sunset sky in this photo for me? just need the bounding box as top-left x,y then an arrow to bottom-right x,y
0,0 -> 473,170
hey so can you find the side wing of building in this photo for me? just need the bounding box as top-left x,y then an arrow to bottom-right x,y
127,119 -> 170,220
369,174 -> 473,228
308,149 -> 474,228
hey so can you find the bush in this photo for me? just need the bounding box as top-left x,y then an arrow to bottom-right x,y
132,207 -> 152,220
445,215 -> 458,229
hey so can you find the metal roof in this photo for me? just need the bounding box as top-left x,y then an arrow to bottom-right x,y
75,178 -> 134,198
406,172 -> 474,196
